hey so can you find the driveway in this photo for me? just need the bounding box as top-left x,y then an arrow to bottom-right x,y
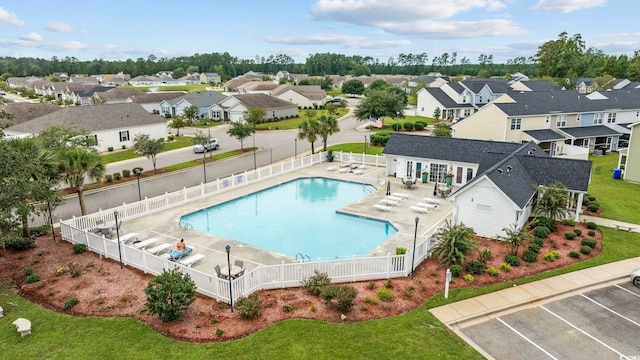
460,282 -> 640,359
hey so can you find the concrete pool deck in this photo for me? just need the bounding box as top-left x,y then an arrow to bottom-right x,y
117,162 -> 453,273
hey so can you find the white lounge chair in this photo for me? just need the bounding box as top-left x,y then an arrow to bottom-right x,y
326,166 -> 338,172
338,167 -> 350,173
179,253 -> 206,267
353,169 -> 364,175
146,243 -> 171,255
391,192 -> 410,199
114,232 -> 138,244
410,206 -> 431,214
132,237 -> 158,250
386,195 -> 404,202
379,199 -> 399,206
422,197 -> 442,205
373,204 -> 393,212
416,203 -> 439,210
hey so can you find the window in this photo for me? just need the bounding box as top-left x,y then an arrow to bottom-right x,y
119,130 -> 130,142
464,109 -> 471,117
607,112 -> 616,123
479,95 -> 483,103
545,115 -> 550,123
211,111 -> 220,119
594,113 -> 603,124
476,204 -> 492,212
462,95 -> 467,103
466,168 -> 474,182
576,114 -> 581,122
510,118 -> 521,130
556,114 -> 566,127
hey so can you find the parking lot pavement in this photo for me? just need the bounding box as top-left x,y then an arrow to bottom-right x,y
460,283 -> 640,360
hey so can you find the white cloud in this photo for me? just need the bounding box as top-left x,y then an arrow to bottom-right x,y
263,33 -> 409,49
46,22 -> 79,33
0,7 -> 25,26
531,0 -> 606,13
312,0 -> 506,24
20,32 -> 42,42
383,19 -> 526,38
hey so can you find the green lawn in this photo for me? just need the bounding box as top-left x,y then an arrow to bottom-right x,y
587,153 -> 640,223
101,136 -> 194,164
255,108 -> 349,130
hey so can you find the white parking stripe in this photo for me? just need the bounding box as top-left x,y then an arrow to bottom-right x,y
496,318 -> 558,360
580,294 -> 640,327
540,305 -> 624,357
615,284 -> 640,298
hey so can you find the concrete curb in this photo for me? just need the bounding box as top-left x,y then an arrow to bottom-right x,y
441,274 -> 628,330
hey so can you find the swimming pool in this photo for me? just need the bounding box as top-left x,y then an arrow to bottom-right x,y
180,177 -> 397,259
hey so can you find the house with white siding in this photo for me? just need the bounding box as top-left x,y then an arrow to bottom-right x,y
159,91 -> 228,118
382,133 -> 592,238
619,122 -> 640,183
209,93 -> 298,123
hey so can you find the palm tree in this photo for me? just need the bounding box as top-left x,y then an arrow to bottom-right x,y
317,115 -> 339,151
297,118 -> 321,154
498,223 -> 532,256
58,148 -> 106,216
532,181 -> 571,221
430,220 -> 477,266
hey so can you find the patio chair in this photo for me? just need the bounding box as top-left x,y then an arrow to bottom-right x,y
373,204 -> 393,212
410,206 -> 431,214
215,265 -> 227,279
235,259 -> 244,268
391,192 -> 410,199
179,253 -> 206,268
379,199 -> 399,206
166,246 -> 194,261
146,243 -> 171,255
132,237 -> 158,250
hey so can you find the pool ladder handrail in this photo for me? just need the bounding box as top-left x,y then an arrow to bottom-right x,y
179,221 -> 193,230
296,253 -> 311,262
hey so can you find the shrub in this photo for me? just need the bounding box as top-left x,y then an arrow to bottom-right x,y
370,132 -> 392,146
73,243 -> 88,254
281,304 -> 292,313
465,261 -> 486,275
528,243 -> 541,254
395,247 -> 407,255
415,120 -> 428,127
414,122 -> 425,130
367,281 -> 375,290
25,274 -> 41,284
449,264 -> 463,277
6,236 -> 36,250
533,237 -> 544,247
235,295 -> 264,319
588,230 -> 596,236
363,295 -> 380,304
391,123 -> 402,131
587,203 -> 599,213
543,251 -> 561,261
463,274 -> 475,283
403,122 -> 414,131
586,222 -> 598,230
121,145 -> 126,150
563,219 -> 576,226
573,228 -> 582,236
564,231 -> 577,240
144,268 -> 197,322
581,238 -> 597,249
522,250 -> 538,263
158,137 -> 165,143
122,169 -> 131,177
301,270 -> 332,296
533,226 -> 550,238
112,172 -> 121,180
69,263 -> 82,278
530,217 -> 558,232
24,266 -> 34,276
108,146 -> 114,152
580,245 -> 592,255
63,297 -> 79,310
29,225 -> 51,237
376,287 -> 395,302
384,279 -> 392,288
569,250 -> 581,258
487,267 -> 499,276
168,135 -> 175,141
105,174 -> 113,182
479,248 -> 493,261
500,263 -> 512,272
321,285 -> 357,312
504,254 -> 521,266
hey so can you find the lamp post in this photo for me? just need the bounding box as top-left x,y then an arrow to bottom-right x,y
202,149 -> 207,183
270,144 -> 273,166
410,216 -> 419,278
396,111 -> 400,131
133,167 -> 143,201
364,135 -> 367,154
294,138 -> 298,159
47,200 -> 55,242
114,210 -> 123,269
226,245 -> 233,312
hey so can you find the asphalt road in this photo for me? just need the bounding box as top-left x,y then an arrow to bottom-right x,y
40,101 -> 377,224
461,282 -> 640,360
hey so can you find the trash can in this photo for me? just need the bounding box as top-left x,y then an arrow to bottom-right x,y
613,168 -> 622,179
421,172 -> 428,183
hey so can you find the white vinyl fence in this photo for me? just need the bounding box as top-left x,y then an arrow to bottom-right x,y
60,152 -> 450,303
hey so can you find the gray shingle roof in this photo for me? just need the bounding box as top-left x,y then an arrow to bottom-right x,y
513,81 -> 562,92
2,102 -> 62,126
423,88 -> 472,109
168,91 -> 228,107
233,93 -> 297,109
523,129 -> 566,141
559,125 -> 621,138
7,103 -> 165,133
462,79 -> 511,94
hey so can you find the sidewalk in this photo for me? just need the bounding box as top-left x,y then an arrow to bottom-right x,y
430,257 -> 640,330
580,213 -> 639,232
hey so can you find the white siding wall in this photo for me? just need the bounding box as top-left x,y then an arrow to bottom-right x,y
624,124 -> 640,182
416,90 -> 444,118
276,90 -> 318,108
452,105 -> 508,141
94,123 -> 167,152
453,178 -> 518,238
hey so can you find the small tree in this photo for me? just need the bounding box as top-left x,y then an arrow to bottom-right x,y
341,79 -> 365,95
317,115 -> 339,151
431,220 -> 478,266
182,105 -> 199,126
132,134 -> 164,170
226,121 -> 254,150
433,107 -> 441,119
168,115 -> 188,136
498,223 -> 532,256
144,268 -> 196,322
432,122 -> 452,137
533,181 -> 571,220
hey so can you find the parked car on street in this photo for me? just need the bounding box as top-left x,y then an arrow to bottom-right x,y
632,268 -> 640,288
193,138 -> 220,153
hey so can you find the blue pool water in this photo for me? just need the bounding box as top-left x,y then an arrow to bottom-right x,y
180,177 -> 397,259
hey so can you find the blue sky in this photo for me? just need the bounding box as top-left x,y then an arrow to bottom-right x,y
0,0 -> 637,65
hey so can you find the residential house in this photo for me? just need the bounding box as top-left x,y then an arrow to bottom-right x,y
129,75 -> 159,87
74,86 -> 117,105
382,133 -> 591,238
92,88 -> 147,105
179,73 -> 201,85
126,91 -> 186,113
5,103 -> 168,152
68,75 -> 100,86
236,81 -> 280,94
209,93 -> 297,122
451,90 -> 635,157
0,102 -> 61,127
272,85 -> 327,108
159,91 -> 228,119
6,76 -> 42,89
619,122 -> 640,183
200,72 -> 221,84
